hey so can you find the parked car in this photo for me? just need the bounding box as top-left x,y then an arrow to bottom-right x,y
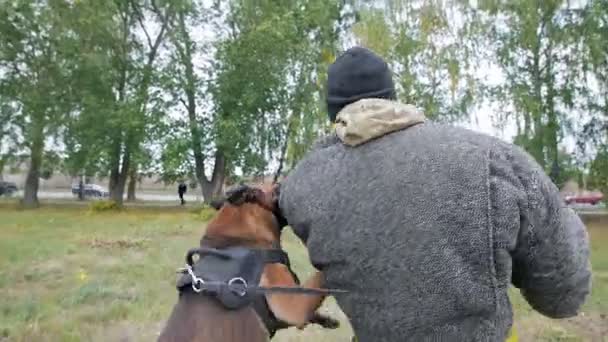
71,183 -> 109,198
564,192 -> 604,205
0,181 -> 18,196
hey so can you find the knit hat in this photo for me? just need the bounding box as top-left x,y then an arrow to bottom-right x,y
326,46 -> 396,122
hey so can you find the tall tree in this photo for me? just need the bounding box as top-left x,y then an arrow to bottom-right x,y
0,98 -> 23,180
62,1 -> 122,182
351,0 -> 481,122
481,0 -> 586,178
0,0 -> 80,207
161,0 -> 353,201
281,1 -> 356,172
106,0 -> 174,205
588,147 -> 608,198
164,0 -> 226,202
60,0 -> 174,206
578,0 -> 608,194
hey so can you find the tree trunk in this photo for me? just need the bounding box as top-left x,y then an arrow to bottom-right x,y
531,38 -> 545,169
185,69 -> 208,202
23,119 -> 45,208
545,39 -> 559,183
127,167 -> 137,202
109,137 -> 122,204
273,121 -> 292,184
175,11 -> 218,204
0,158 -> 5,181
107,5 -> 168,207
110,175 -> 129,204
201,152 -> 226,203
202,181 -> 222,204
110,145 -> 130,205
110,6 -> 128,204
172,10 -> 226,204
109,174 -> 124,204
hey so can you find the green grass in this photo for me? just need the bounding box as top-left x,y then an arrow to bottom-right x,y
0,207 -> 606,342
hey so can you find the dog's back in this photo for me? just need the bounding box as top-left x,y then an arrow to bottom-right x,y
158,292 -> 269,342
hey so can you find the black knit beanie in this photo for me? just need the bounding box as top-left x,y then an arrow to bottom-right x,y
326,46 -> 396,122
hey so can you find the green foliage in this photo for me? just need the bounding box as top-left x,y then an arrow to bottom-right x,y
0,0 -> 82,205
198,206 -> 217,222
211,0 -> 308,174
88,200 -> 120,213
589,147 -> 608,201
1,0 -> 607,203
352,0 -> 480,122
578,0 -> 608,178
551,150 -> 584,189
159,123 -> 195,183
158,0 -> 353,188
480,0 -> 590,169
0,97 -> 24,176
352,9 -> 394,58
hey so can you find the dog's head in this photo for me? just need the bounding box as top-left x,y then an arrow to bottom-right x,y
204,183 -> 286,248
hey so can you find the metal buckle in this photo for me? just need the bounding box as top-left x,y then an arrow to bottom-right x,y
185,264 -> 205,293
228,277 -> 248,297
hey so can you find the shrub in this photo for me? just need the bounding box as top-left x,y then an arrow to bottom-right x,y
88,200 -> 120,213
188,204 -> 207,214
199,206 -> 217,221
190,204 -> 217,221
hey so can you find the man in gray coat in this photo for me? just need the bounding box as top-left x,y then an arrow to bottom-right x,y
277,46 -> 591,341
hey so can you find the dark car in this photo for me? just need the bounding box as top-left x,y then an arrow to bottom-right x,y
0,181 -> 18,196
71,183 -> 109,198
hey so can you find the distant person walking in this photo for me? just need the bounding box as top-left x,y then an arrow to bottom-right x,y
78,179 -> 84,201
178,182 -> 187,205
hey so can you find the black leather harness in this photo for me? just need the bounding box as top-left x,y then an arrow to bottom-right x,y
175,241 -> 343,338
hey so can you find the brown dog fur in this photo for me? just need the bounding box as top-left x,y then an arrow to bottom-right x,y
158,184 -> 333,342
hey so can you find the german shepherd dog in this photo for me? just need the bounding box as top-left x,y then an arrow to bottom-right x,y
158,184 -> 339,342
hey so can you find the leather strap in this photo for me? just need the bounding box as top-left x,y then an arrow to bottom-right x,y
194,280 -> 348,296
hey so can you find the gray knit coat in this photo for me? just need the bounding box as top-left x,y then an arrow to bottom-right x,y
278,99 -> 592,342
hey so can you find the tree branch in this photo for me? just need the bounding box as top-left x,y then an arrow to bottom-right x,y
140,20 -> 154,51
179,98 -> 188,110
132,1 -> 154,50
146,2 -> 172,65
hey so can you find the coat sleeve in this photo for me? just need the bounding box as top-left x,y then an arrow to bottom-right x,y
277,170 -> 312,245
507,144 -> 591,318
276,135 -> 337,244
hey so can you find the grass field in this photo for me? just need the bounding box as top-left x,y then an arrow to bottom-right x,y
0,206 -> 606,342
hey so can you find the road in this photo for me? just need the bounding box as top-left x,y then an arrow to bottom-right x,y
4,190 -> 606,211
13,190 -> 201,203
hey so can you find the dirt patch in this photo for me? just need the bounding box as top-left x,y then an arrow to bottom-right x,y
562,313 -> 608,342
515,312 -> 608,342
81,238 -> 150,249
35,258 -> 66,274
157,224 -> 198,237
3,258 -> 71,286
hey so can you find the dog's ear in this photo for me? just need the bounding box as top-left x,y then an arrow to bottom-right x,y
269,183 -> 281,205
271,183 -> 289,228
225,185 -> 263,206
209,198 -> 225,210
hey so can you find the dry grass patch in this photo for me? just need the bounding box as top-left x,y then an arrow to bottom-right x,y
82,237 -> 151,249
0,207 -> 606,341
